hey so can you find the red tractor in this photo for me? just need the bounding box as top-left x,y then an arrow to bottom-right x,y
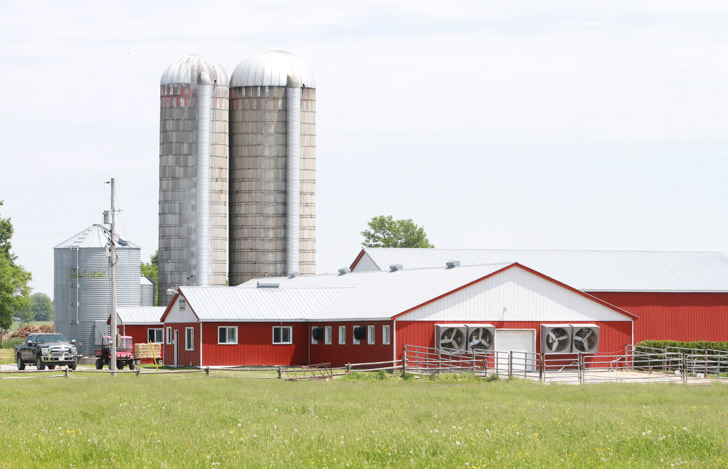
94,336 -> 136,370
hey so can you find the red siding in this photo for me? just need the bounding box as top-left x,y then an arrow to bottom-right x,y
119,324 -> 164,364
309,322 -> 394,367
162,323 -> 201,367
396,320 -> 632,359
591,292 -> 728,343
197,322 -> 309,367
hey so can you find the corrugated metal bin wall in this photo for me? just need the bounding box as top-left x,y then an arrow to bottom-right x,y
54,245 -> 141,356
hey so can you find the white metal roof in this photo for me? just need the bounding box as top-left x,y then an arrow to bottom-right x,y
351,248 -> 728,293
160,54 -> 228,85
54,225 -> 138,249
176,286 -> 349,322
239,264 -> 511,320
116,306 -> 165,324
229,49 -> 316,88
176,263 -> 632,323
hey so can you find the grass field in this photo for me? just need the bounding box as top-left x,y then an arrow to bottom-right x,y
0,372 -> 726,468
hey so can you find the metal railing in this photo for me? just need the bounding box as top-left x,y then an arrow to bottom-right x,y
3,344 -> 726,383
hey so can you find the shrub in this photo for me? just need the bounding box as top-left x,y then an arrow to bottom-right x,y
636,340 -> 728,353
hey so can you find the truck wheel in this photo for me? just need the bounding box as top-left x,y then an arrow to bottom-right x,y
117,361 -> 124,370
48,364 -> 56,370
69,362 -> 77,371
95,359 -> 103,370
17,355 -> 25,370
36,356 -> 46,371
129,361 -> 135,370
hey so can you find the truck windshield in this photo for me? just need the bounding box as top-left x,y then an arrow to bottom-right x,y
37,334 -> 68,344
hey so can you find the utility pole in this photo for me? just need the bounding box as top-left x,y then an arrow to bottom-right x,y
108,178 -> 118,376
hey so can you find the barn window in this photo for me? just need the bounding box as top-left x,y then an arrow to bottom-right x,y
382,325 -> 391,345
218,326 -> 237,345
368,325 -> 375,345
338,326 -> 346,344
324,326 -> 332,345
185,327 -> 194,351
273,326 -> 292,344
166,327 -> 173,344
148,328 -> 163,344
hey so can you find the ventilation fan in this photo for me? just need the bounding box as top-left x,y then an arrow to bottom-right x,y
353,326 -> 367,341
435,325 -> 467,352
540,324 -> 573,354
465,324 -> 495,351
311,327 -> 324,341
571,324 -> 600,354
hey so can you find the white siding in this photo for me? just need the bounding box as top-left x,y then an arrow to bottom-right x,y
351,254 -> 379,272
164,297 -> 199,323
399,267 -> 631,322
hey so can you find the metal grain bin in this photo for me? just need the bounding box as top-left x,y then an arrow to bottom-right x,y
228,49 -> 316,285
53,225 -> 141,356
140,275 -> 155,306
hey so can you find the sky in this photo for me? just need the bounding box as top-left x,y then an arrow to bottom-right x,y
1,1 -> 727,299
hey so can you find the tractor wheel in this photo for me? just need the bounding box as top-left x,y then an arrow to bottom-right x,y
129,361 -> 135,370
48,364 -> 56,370
17,355 -> 25,370
95,358 -> 103,370
36,356 -> 46,371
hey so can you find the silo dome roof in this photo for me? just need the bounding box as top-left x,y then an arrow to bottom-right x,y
160,54 -> 228,85
230,49 -> 316,88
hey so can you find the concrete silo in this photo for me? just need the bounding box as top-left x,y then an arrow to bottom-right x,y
53,225 -> 141,357
228,49 -> 316,285
158,54 -> 229,305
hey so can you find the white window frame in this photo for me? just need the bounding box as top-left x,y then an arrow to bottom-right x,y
218,326 -> 238,345
166,326 -> 173,344
311,327 -> 319,344
185,327 -> 194,351
353,325 -> 360,345
368,325 -> 375,345
382,325 -> 391,345
324,326 -> 332,345
148,328 -> 163,344
273,326 -> 292,345
338,325 -> 346,345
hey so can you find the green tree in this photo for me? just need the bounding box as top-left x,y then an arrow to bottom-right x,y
0,201 -> 32,335
361,215 -> 434,248
141,250 -> 159,306
29,292 -> 53,321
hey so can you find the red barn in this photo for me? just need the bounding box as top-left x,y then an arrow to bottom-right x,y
113,306 -> 166,363
162,263 -> 634,367
350,248 -> 728,343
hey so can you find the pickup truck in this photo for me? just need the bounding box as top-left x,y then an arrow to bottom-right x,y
15,333 -> 78,370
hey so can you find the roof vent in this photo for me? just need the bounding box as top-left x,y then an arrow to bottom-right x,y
288,272 -> 300,279
257,282 -> 280,288
389,264 -> 404,272
338,267 -> 350,276
445,260 -> 461,269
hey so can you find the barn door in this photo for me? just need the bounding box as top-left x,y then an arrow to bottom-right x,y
174,330 -> 179,367
494,329 -> 536,372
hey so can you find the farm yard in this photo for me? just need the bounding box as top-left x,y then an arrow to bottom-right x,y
0,372 -> 726,467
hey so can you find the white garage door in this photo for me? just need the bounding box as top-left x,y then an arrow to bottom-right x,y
494,329 -> 536,372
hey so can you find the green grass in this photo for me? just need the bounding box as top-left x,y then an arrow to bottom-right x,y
0,372 -> 726,468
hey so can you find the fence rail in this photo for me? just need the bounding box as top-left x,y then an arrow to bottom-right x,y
3,344 -> 726,383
